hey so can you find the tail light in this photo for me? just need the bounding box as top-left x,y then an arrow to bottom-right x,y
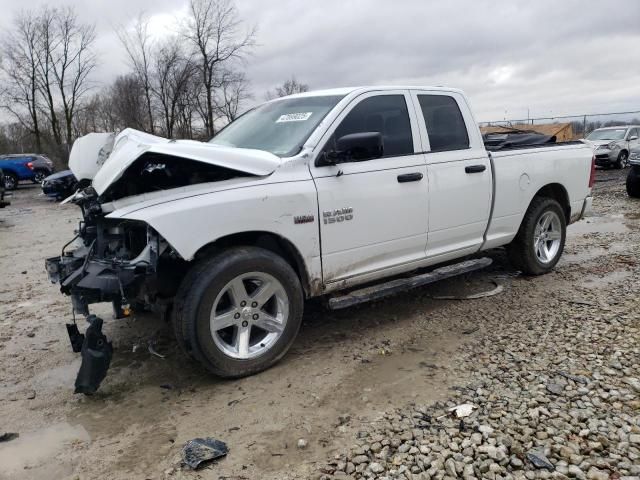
26,162 -> 34,170
588,155 -> 596,188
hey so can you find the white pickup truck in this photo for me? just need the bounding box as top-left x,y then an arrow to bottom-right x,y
46,86 -> 594,393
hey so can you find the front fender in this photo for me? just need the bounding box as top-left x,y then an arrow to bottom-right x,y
107,180 -> 321,277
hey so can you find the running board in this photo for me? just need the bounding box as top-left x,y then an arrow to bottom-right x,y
327,257 -> 493,310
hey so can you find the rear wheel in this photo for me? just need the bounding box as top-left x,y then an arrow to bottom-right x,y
173,247 -> 304,378
4,173 -> 17,190
33,170 -> 47,183
626,167 -> 640,198
616,151 -> 629,169
508,197 -> 566,275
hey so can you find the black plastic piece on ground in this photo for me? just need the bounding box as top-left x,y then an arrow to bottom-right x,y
74,315 -> 113,395
0,432 -> 19,442
182,437 -> 229,469
66,323 -> 85,353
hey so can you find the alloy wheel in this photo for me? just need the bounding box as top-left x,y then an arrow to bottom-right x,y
533,211 -> 562,264
209,272 -> 289,359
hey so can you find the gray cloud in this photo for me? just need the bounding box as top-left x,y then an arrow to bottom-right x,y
2,0 -> 639,122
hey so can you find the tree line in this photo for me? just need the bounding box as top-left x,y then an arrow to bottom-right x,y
0,0 -> 309,168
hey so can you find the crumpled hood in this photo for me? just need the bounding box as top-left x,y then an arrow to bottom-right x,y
69,128 -> 282,196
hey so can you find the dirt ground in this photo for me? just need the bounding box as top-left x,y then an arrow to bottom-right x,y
0,168 -> 637,480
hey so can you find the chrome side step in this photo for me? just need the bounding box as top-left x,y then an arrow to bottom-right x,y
327,257 -> 493,310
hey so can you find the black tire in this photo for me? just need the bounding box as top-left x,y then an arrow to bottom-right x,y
4,173 -> 17,190
507,197 -> 567,275
173,247 -> 304,378
616,151 -> 628,169
32,170 -> 47,183
626,168 -> 640,198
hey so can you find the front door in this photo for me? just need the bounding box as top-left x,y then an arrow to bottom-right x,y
310,91 -> 429,283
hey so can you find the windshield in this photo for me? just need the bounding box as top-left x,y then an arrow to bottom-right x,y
587,128 -> 627,141
210,95 -> 344,157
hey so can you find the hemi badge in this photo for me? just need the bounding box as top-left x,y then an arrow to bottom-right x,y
294,215 -> 315,224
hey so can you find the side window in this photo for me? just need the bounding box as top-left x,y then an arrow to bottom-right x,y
417,95 -> 470,152
334,95 -> 413,158
630,128 -> 639,138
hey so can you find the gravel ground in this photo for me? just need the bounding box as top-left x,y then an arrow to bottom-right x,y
0,168 -> 638,480
311,169 -> 640,480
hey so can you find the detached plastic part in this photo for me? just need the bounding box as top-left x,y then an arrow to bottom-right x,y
182,437 -> 229,470
74,315 -> 113,395
66,323 -> 85,353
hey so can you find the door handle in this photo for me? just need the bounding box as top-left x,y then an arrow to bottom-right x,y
397,172 -> 423,183
465,165 -> 486,174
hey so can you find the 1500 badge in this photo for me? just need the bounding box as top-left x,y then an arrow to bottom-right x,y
323,207 -> 354,224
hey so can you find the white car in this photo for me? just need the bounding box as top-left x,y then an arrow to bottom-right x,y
46,86 -> 594,392
585,125 -> 640,168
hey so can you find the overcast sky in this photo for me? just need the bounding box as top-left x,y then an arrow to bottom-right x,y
2,0 -> 639,122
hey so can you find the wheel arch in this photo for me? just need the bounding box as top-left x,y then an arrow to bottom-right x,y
1,166 -> 18,177
193,231 -> 316,298
530,183 -> 570,223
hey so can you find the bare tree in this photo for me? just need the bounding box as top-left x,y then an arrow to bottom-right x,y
176,75 -> 202,139
110,74 -> 147,131
52,7 -> 96,147
117,14 -> 156,134
184,0 -> 255,137
35,8 -> 63,146
152,40 -> 195,138
0,11 -> 43,151
74,93 -> 113,135
265,75 -> 309,100
215,70 -> 250,123
75,75 -> 146,136
35,7 -> 96,149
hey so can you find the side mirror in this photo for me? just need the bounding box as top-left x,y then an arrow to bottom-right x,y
629,135 -> 638,141
336,132 -> 384,162
316,132 -> 384,167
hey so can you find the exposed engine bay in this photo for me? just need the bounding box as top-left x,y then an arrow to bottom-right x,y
100,152 -> 250,202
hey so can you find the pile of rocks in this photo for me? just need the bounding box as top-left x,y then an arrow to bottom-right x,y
316,276 -> 640,479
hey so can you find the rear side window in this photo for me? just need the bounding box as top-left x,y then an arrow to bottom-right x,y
334,95 -> 414,157
417,95 -> 470,152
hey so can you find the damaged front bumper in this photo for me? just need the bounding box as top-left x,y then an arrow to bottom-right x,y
45,214 -> 167,394
46,239 -> 158,318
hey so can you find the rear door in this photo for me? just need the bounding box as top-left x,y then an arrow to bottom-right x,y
310,91 -> 429,283
410,90 -> 492,258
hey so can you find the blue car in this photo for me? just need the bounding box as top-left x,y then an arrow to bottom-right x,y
0,154 -> 54,190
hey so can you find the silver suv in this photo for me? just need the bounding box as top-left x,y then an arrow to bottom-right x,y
585,125 -> 640,168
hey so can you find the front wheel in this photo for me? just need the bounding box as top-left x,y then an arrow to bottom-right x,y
173,247 -> 304,378
616,151 -> 629,169
507,197 -> 566,275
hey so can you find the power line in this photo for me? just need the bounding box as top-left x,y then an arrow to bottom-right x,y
479,110 -> 640,125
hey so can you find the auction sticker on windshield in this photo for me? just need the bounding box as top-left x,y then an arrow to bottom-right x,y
276,112 -> 313,123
